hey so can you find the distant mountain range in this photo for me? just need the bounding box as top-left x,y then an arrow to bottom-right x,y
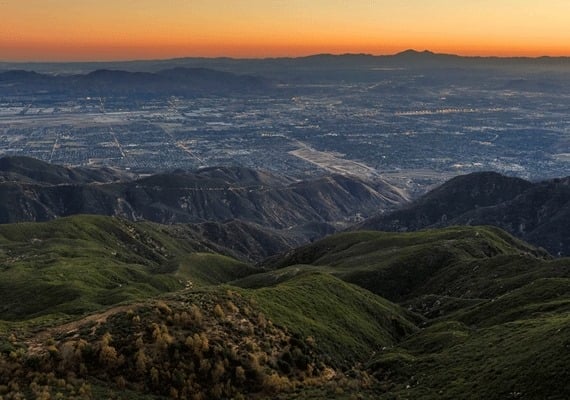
3,49 -> 570,78
0,156 -> 408,260
355,171 -> 570,257
2,50 -> 570,95
0,67 -> 270,96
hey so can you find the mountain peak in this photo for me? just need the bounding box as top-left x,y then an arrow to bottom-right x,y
396,49 -> 435,56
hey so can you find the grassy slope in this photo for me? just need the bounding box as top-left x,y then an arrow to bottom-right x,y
1,218 -> 569,399
452,277 -> 570,327
0,215 -> 254,322
266,226 -> 560,301
249,226 -> 570,399
240,272 -> 420,368
370,313 -> 570,399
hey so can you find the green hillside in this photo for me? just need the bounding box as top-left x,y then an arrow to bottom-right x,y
369,313 -> 570,399
242,272 -> 420,367
0,215 -> 254,322
257,226 -> 570,399
0,279 -> 416,399
1,218 -> 569,399
266,226 -> 556,301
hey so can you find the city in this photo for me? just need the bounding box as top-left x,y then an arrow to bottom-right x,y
2,67 -> 569,196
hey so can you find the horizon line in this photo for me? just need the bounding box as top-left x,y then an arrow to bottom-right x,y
2,49 -> 570,64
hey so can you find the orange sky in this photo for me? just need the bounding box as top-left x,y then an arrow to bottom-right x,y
1,0 -> 570,61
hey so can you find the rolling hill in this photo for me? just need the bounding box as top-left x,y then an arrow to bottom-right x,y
356,171 -> 570,257
259,227 -> 559,301
0,157 -> 408,260
244,227 -> 570,398
0,217 -> 421,399
0,215 -> 255,322
0,215 -> 569,398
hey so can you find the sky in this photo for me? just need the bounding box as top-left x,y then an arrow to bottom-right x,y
1,0 -> 570,61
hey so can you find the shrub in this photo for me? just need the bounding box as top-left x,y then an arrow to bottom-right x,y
135,349 -> 148,375
156,301 -> 172,315
235,366 -> 246,384
226,301 -> 239,314
213,304 -> 225,319
150,367 -> 159,386
190,305 -> 203,326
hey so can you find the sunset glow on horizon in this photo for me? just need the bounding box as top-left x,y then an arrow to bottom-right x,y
2,0 -> 570,62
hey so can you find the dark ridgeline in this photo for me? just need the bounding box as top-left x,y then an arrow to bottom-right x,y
0,156 -> 407,260
356,171 -> 570,257
0,67 -> 271,96
3,49 -> 570,85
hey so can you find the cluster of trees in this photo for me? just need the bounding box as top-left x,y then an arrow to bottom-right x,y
0,291 -> 367,399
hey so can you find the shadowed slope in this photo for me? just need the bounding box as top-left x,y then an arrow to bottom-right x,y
356,172 -> 570,257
